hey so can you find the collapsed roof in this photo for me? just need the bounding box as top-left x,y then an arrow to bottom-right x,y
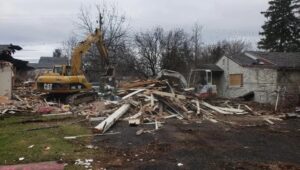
0,44 -> 33,71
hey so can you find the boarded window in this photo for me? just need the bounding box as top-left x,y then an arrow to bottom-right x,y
229,74 -> 243,86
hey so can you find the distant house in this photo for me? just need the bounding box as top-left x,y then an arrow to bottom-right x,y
29,56 -> 69,70
215,51 -> 300,105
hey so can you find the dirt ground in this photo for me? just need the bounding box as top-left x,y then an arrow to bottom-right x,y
91,118 -> 300,170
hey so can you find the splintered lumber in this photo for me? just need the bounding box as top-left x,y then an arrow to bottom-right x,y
125,106 -> 145,120
146,90 -> 186,100
243,104 -> 253,112
150,93 -> 155,107
122,89 -> 145,100
157,96 -> 184,117
264,118 -> 274,125
201,102 -> 232,115
94,104 -> 131,133
13,94 -> 23,101
120,80 -> 158,89
216,107 -> 246,114
192,100 -> 201,115
64,132 -> 120,140
89,117 -> 107,122
129,118 -> 141,126
42,112 -> 73,117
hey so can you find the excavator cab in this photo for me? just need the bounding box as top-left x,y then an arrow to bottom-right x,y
52,65 -> 72,76
188,69 -> 217,98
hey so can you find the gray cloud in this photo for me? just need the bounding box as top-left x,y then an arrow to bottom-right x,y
0,0 -> 269,61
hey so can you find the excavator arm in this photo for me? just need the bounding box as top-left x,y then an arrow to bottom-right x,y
71,29 -> 109,75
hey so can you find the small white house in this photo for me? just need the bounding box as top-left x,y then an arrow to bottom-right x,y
0,62 -> 14,99
215,51 -> 300,105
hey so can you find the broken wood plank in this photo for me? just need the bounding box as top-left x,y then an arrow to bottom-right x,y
216,107 -> 245,113
241,104 -> 253,112
128,118 -> 141,126
264,118 -> 274,125
89,117 -> 107,122
164,115 -> 178,119
64,132 -> 120,140
150,93 -> 155,107
155,120 -> 159,130
146,90 -> 186,100
157,96 -> 185,117
136,129 -> 144,136
42,112 -> 73,117
94,104 -> 131,133
165,110 -> 184,120
13,94 -> 23,101
129,100 -> 140,107
122,89 -> 146,100
125,106 -> 144,120
193,100 -> 200,115
201,102 -> 232,115
216,106 -> 248,115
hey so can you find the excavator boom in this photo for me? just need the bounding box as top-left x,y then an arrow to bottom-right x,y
71,29 -> 109,75
36,27 -> 113,105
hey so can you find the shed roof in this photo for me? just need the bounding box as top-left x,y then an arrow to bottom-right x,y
196,64 -> 224,72
227,51 -> 300,70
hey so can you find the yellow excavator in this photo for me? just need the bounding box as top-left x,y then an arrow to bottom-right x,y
36,28 -> 114,104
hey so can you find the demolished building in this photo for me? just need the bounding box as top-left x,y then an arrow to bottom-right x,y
0,44 -> 33,71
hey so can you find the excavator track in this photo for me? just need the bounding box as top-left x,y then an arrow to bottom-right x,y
66,91 -> 97,105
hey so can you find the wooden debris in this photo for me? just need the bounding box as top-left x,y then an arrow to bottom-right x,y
89,117 -> 107,122
42,112 -> 73,117
13,94 -> 23,101
201,101 -> 232,115
122,89 -> 146,100
146,90 -> 186,100
136,129 -> 144,136
264,118 -> 274,125
120,79 -> 158,89
64,132 -> 120,140
94,104 -> 131,133
129,118 -> 141,126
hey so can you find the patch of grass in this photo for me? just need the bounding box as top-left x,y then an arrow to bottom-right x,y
0,115 -> 101,168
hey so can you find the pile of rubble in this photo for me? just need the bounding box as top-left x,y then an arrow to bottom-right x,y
91,80 -> 290,133
1,80 -> 299,134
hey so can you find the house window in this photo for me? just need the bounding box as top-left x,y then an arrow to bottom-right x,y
229,74 -> 243,87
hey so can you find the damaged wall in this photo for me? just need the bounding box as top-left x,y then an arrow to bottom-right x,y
0,62 -> 13,99
216,56 -> 278,104
277,70 -> 300,105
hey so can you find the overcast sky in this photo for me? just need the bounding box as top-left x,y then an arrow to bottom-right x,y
0,0 -> 269,63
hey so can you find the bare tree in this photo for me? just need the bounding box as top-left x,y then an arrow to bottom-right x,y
200,39 -> 252,64
72,2 -> 130,81
160,28 -> 192,76
62,35 -> 78,60
134,27 -> 164,77
221,40 -> 252,56
191,23 -> 203,67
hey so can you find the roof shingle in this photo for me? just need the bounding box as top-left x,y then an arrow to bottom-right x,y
227,51 -> 300,69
